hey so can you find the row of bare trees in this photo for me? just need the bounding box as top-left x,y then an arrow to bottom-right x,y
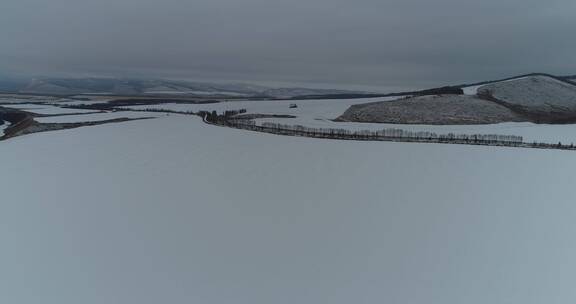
226,119 -> 525,144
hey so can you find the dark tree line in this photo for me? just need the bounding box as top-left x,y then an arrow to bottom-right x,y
228,119 -> 525,144
201,109 -> 247,122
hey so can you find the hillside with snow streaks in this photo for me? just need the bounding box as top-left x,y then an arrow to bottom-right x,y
478,76 -> 576,112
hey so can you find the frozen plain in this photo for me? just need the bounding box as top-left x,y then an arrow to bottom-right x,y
1,114 -> 576,304
125,97 -> 576,144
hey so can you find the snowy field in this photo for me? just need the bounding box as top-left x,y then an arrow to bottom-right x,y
3,95 -> 576,144
1,115 -> 576,304
35,111 -> 166,123
3,103 -> 100,115
49,99 -> 114,106
124,97 -> 398,119
0,96 -> 57,104
126,97 -> 576,144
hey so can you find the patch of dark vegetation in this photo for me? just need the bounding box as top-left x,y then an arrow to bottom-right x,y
108,98 -> 221,105
293,86 -> 464,100
33,111 -> 107,118
198,109 -> 248,122
411,86 -> 464,96
1,111 -> 30,125
0,108 -> 36,139
64,98 -> 223,111
115,107 -> 198,115
231,114 -> 297,120
0,105 -> 156,140
296,73 -> 573,101
290,94 -> 385,100
1,117 -> 155,140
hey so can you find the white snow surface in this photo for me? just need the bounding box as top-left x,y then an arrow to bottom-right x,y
35,111 -> 165,123
462,84 -> 483,95
461,77 -> 531,96
0,121 -> 7,136
125,96 -> 401,119
3,103 -> 99,115
127,97 -> 576,144
1,116 -> 576,304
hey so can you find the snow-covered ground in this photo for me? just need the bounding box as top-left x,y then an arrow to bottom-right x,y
4,95 -> 576,144
3,103 -> 100,115
35,111 -> 166,123
125,97 -> 576,144
1,115 -> 576,304
50,99 -> 114,106
462,84 -> 484,95
0,121 -> 7,136
124,97 -> 399,120
461,76 -> 531,96
255,118 -> 576,144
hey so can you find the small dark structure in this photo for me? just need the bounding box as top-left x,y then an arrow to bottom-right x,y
289,104 -> 298,109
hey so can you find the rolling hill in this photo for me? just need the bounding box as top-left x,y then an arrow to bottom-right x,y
338,74 -> 576,124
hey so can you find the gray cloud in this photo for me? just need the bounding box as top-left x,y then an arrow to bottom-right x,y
1,0 -> 576,91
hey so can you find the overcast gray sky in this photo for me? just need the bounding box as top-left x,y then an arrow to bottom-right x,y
1,0 -> 576,91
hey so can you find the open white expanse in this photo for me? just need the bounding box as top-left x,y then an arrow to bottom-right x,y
2,103 -> 99,115
4,96 -> 576,144
124,96 -> 398,119
35,111 -> 165,123
1,115 -> 576,304
125,97 -> 576,144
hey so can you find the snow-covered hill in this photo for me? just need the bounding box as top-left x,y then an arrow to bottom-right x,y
340,75 -> 576,124
337,95 -> 525,125
478,75 -> 576,111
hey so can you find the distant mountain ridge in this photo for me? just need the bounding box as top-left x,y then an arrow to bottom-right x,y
1,73 -> 574,100
0,77 -> 366,99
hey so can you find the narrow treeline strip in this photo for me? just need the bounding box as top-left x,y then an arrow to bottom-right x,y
223,119 -> 575,150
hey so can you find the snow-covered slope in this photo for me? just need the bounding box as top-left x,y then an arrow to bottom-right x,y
337,95 -> 525,125
478,76 -> 576,113
341,75 -> 576,124
1,116 -> 576,304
